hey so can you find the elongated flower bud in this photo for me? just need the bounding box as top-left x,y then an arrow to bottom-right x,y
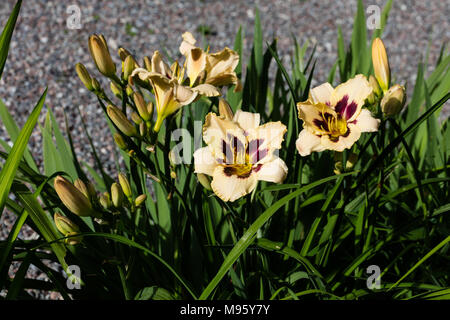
54,212 -> 80,235
74,179 -> 90,199
133,92 -> 150,121
134,194 -> 147,207
54,213 -> 83,245
123,55 -> 135,81
131,112 -> 143,125
89,34 -> 116,77
113,132 -> 127,150
91,78 -> 101,92
118,47 -> 132,61
54,176 -> 93,217
372,38 -> 390,92
110,81 -> 122,99
381,84 -> 406,116
75,63 -> 94,91
107,105 -> 138,137
99,192 -> 112,210
143,56 -> 151,71
369,75 -> 381,96
118,173 -> 132,198
218,98 -> 234,120
111,183 -> 124,208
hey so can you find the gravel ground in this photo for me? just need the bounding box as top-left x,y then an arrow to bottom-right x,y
0,0 -> 449,299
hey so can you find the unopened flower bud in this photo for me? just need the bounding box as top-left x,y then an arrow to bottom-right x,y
134,194 -> 147,207
126,85 -> 134,96
139,122 -> 146,137
369,75 -> 381,96
74,179 -> 89,199
75,63 -> 93,91
118,47 -> 132,61
118,173 -> 132,198
54,212 -> 80,235
133,92 -> 150,121
131,112 -> 143,125
54,176 -> 93,217
99,192 -> 112,209
123,55 -> 135,81
143,56 -> 151,71
110,81 -> 122,99
91,78 -> 101,92
170,171 -> 177,179
381,84 -> 406,117
218,98 -> 234,120
111,182 -> 124,208
88,34 -> 116,78
113,132 -> 127,150
372,38 -> 390,92
197,173 -> 212,191
107,105 -> 138,137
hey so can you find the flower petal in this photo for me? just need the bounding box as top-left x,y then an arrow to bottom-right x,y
330,75 -> 372,122
233,110 -> 260,131
310,82 -> 334,104
151,51 -> 172,78
297,101 -> 337,135
211,166 -> 258,202
193,147 -> 217,176
173,82 -> 198,106
192,83 -> 221,97
246,121 -> 287,163
203,112 -> 246,161
320,123 -> 361,152
255,157 -> 288,183
179,31 -> 197,56
296,129 -> 326,156
354,109 -> 380,133
185,47 -> 206,86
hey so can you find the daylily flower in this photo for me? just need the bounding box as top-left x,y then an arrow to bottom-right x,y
296,74 -> 380,156
194,109 -> 288,202
179,32 -> 242,90
131,51 -> 220,132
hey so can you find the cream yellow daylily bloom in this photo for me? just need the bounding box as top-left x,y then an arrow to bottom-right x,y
296,74 -> 380,156
179,32 -> 242,90
131,51 -> 220,132
194,109 -> 287,202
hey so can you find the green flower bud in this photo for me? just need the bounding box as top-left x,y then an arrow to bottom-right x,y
126,85 -> 134,97
123,55 -> 135,81
107,105 -> 138,137
111,182 -> 124,208
133,92 -> 150,121
75,63 -> 94,91
134,194 -> 147,207
131,112 -> 143,125
99,192 -> 112,210
54,212 -> 80,235
110,81 -> 122,99
118,173 -> 132,198
113,132 -> 127,150
91,77 -> 101,92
